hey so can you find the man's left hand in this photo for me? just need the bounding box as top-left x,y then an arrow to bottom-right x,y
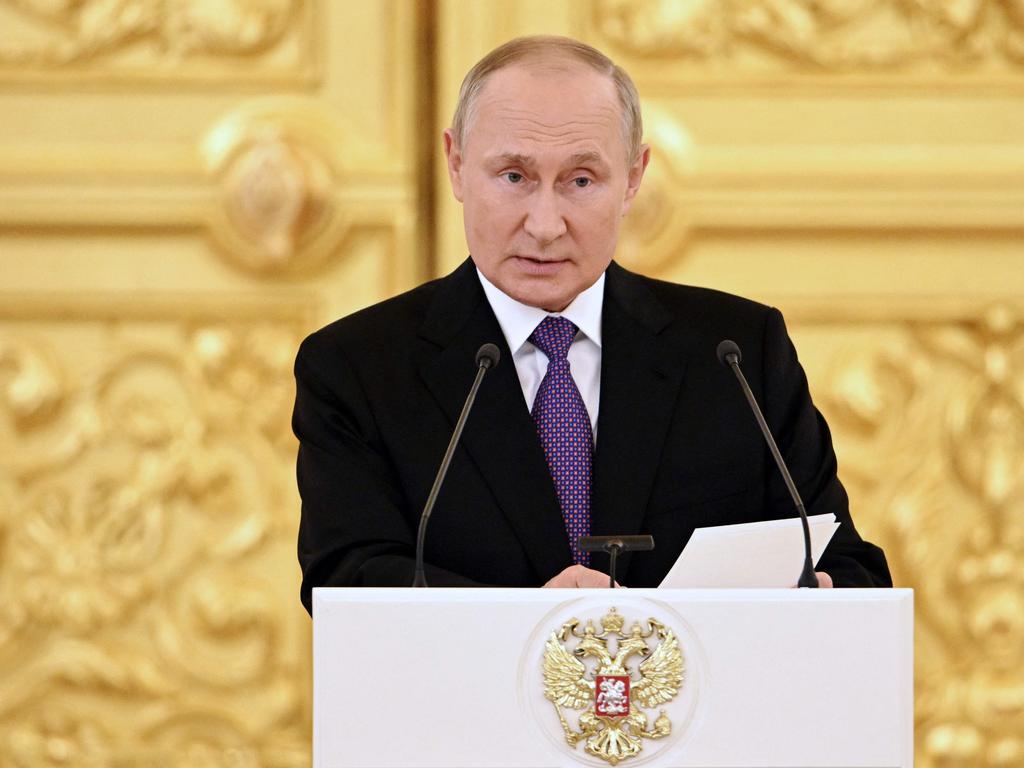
816,571 -> 833,588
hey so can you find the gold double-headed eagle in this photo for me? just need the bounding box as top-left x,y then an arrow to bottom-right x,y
543,607 -> 685,765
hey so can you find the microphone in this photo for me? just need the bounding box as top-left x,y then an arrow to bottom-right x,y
578,535 -> 654,589
412,343 -> 501,587
716,340 -> 818,589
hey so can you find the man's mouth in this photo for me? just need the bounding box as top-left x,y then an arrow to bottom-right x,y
512,255 -> 568,274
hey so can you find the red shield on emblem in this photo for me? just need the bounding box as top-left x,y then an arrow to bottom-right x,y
594,674 -> 630,718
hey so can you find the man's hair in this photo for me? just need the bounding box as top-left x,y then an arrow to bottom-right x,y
450,35 -> 643,164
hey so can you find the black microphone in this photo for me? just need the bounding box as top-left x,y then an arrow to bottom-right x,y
716,340 -> 818,589
578,535 -> 655,589
412,343 -> 501,587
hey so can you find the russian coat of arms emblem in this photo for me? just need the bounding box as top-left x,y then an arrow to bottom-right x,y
542,607 -> 685,765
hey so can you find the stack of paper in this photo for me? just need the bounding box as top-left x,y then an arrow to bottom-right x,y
659,513 -> 840,588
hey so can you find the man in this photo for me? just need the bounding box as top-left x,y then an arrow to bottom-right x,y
293,36 -> 890,612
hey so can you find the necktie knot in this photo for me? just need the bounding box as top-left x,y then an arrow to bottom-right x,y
529,316 -> 577,362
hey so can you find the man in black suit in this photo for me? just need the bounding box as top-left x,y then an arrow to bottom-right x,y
293,36 -> 890,611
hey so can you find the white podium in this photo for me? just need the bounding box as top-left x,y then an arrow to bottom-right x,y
313,588 -> 913,768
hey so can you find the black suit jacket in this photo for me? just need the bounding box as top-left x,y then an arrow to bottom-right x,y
293,259 -> 890,612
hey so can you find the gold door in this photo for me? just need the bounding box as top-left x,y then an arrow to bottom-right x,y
0,1 -> 427,763
2,1 -> 1023,765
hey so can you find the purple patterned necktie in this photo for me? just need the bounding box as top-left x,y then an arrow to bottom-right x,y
530,316 -> 593,566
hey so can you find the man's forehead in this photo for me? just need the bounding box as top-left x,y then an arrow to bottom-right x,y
463,62 -> 628,162
474,90 -> 621,143
488,100 -> 620,127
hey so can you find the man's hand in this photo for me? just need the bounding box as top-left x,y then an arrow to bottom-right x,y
544,564 -> 617,588
816,571 -> 833,588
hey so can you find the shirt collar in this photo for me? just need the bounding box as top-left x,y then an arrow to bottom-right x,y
477,267 -> 605,354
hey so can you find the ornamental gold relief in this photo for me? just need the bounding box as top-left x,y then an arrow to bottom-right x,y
0,303 -> 312,766
590,0 -> 1024,74
0,0 -> 318,84
798,303 -> 1024,766
202,101 -> 354,277
0,336 -> 64,432
0,3 -> 410,766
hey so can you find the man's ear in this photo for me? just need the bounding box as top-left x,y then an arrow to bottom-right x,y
443,129 -> 464,202
620,144 -> 651,216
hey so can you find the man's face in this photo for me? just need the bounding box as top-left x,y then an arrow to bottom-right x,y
444,62 -> 649,312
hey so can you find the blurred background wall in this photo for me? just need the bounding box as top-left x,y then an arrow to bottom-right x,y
0,1 -> 1022,765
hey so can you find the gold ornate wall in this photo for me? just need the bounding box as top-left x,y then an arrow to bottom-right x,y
0,1 -> 427,764
1,0 -> 1022,765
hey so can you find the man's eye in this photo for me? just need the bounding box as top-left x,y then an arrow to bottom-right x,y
504,172 -> 524,184
573,177 -> 591,188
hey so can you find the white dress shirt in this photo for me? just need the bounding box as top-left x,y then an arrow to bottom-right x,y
477,268 -> 603,440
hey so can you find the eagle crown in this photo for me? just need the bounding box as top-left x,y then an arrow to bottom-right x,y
573,633 -> 650,674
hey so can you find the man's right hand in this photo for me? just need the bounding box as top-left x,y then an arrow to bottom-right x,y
543,564 -> 618,588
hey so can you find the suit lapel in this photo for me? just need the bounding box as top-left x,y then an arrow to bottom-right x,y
416,260 -> 571,582
591,263 -> 688,573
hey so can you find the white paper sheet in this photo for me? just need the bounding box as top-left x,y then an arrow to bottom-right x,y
658,513 -> 840,588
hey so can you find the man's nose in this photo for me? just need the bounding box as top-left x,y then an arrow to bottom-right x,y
523,188 -> 568,245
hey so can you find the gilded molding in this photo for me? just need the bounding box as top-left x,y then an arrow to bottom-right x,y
591,0 -> 1024,75
0,0 -> 318,84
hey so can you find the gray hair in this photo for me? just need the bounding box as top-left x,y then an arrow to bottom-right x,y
450,35 -> 643,164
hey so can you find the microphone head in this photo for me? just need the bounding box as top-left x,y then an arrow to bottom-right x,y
716,339 -> 742,366
475,343 -> 501,370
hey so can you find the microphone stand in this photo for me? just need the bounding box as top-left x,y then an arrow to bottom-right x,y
412,344 -> 500,587
578,535 -> 655,588
717,340 -> 818,589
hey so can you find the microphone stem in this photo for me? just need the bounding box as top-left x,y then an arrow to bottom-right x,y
412,360 -> 491,587
727,358 -> 817,589
608,545 -> 620,589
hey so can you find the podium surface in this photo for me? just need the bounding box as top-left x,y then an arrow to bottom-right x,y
314,588 -> 912,767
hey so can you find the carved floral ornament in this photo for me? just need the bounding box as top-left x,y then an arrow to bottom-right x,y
0,316 -> 309,764
0,0 -> 308,78
592,0 -> 1024,72
814,304 -> 1024,766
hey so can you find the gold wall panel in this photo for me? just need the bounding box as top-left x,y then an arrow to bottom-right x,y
0,297 -> 313,766
1,1 -> 427,765
2,0 -> 1022,765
